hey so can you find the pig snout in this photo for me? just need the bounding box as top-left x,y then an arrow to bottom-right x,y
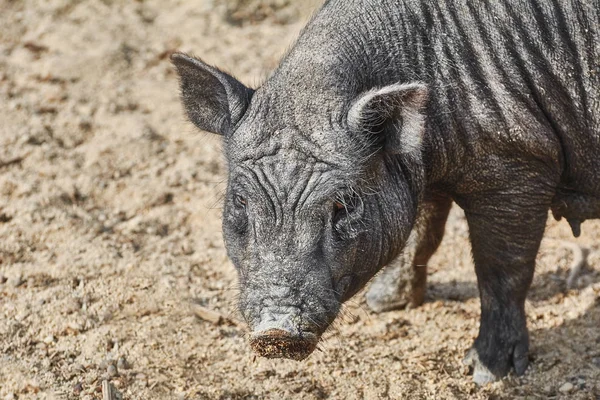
247,306 -> 323,361
250,328 -> 319,361
241,274 -> 342,360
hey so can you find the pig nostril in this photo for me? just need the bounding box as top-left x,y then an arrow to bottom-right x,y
249,329 -> 319,361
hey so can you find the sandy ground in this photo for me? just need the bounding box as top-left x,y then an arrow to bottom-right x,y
0,1 -> 599,399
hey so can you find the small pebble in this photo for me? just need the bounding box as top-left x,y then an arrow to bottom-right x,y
107,364 -> 118,377
117,356 -> 130,370
101,310 -> 113,322
559,382 -> 574,393
71,363 -> 85,373
65,298 -> 82,314
67,321 -> 84,332
43,335 -> 56,345
85,373 -> 98,385
73,382 -> 84,395
9,275 -> 24,288
592,357 -> 600,368
15,311 -> 29,322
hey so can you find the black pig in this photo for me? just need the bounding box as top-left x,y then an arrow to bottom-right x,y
172,0 -> 600,384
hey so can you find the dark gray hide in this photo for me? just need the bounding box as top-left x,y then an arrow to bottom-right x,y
173,0 -> 600,385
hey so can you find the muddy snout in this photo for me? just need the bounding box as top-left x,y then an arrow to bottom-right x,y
247,308 -> 322,361
250,328 -> 318,361
242,273 -> 340,361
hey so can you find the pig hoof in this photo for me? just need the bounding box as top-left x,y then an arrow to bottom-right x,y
463,335 -> 529,385
365,285 -> 410,313
463,348 -> 499,385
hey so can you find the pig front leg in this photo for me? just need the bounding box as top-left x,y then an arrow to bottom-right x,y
366,193 -> 452,312
462,186 -> 554,384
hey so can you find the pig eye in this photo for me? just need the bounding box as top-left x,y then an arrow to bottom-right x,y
234,194 -> 247,209
228,193 -> 248,236
332,198 -> 353,222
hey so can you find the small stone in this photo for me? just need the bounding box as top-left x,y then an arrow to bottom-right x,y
67,321 -> 84,333
85,372 -> 98,385
559,382 -> 574,393
71,363 -> 85,374
65,297 -> 82,314
73,382 -> 84,395
15,311 -> 29,322
9,274 -> 24,288
0,275 -> 7,284
78,117 -> 92,131
101,310 -> 113,322
43,335 -> 56,344
98,359 -> 108,370
116,356 -> 130,370
592,357 -> 600,368
107,364 -> 118,377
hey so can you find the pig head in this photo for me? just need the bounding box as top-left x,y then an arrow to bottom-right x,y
172,53 -> 427,359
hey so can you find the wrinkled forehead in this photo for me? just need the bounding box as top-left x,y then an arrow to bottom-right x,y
226,127 -> 362,199
227,124 -> 359,169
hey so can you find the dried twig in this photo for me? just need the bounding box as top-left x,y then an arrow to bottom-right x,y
102,380 -> 117,400
190,303 -> 240,326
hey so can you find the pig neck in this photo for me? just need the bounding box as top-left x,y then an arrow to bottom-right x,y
267,0 -> 456,189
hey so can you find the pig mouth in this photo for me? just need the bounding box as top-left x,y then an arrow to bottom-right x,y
249,329 -> 319,361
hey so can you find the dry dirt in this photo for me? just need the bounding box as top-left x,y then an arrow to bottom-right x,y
0,1 -> 599,399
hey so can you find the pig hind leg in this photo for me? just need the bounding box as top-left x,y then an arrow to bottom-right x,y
366,193 -> 452,312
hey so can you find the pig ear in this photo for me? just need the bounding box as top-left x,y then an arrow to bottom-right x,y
347,83 -> 428,155
171,52 -> 254,136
